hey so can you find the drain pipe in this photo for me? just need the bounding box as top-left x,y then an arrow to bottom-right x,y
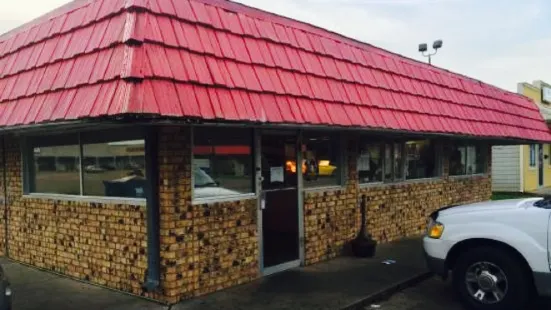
143,127 -> 160,291
2,137 -> 8,257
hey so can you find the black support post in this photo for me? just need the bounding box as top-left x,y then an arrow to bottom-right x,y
143,127 -> 160,291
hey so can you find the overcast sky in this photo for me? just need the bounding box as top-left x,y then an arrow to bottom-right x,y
1,0 -> 549,92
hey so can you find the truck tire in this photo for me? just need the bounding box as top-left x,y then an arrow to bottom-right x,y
452,246 -> 531,310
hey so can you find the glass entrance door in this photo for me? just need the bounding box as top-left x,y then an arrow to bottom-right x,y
260,133 -> 300,272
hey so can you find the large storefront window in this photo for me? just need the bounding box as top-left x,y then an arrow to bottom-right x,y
405,140 -> 437,180
303,133 -> 341,188
360,138 -> 440,184
450,144 -> 487,176
25,130 -> 147,199
193,127 -> 254,200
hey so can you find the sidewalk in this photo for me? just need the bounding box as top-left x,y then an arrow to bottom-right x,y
0,257 -> 166,310
174,238 -> 429,310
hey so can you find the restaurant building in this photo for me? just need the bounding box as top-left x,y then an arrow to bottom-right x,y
0,0 -> 549,304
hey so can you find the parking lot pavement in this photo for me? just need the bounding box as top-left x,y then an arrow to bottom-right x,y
368,276 -> 551,310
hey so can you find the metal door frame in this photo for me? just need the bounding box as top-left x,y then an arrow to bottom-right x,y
255,129 -> 305,276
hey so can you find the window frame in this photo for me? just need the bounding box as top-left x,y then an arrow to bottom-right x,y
22,128 -> 148,204
191,126 -> 257,204
449,142 -> 488,176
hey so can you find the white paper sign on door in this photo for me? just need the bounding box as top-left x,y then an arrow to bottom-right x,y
270,166 -> 284,183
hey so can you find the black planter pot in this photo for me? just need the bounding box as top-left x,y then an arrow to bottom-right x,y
351,195 -> 377,258
351,237 -> 377,258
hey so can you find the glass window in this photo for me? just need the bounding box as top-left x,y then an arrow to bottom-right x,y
450,144 -> 486,176
26,130 -> 147,199
384,144 -> 393,181
32,139 -> 80,195
383,143 -> 404,182
303,133 -> 341,187
82,139 -> 146,198
358,143 -> 383,183
405,140 -> 437,179
530,144 -> 537,167
193,127 -> 254,200
393,143 -> 403,180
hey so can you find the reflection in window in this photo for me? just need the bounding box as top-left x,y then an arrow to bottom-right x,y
27,131 -> 147,199
358,143 -> 382,183
33,143 -> 80,195
303,133 -> 341,187
193,127 -> 253,200
405,140 -> 436,179
83,140 -> 146,198
450,144 -> 486,175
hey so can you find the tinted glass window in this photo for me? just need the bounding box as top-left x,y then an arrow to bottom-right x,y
303,133 -> 341,188
33,142 -> 80,195
193,127 -> 254,200
450,144 -> 486,175
405,140 -> 436,179
26,131 -> 148,199
358,143 -> 383,183
82,139 -> 146,198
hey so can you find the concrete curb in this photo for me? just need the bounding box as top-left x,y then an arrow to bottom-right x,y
340,272 -> 433,310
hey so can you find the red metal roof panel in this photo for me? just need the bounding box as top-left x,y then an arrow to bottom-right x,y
171,0 -> 197,22
65,84 -> 102,120
0,0 -> 548,142
174,83 -> 200,117
228,36 -> 250,63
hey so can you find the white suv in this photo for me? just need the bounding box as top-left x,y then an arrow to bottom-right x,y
424,197 -> 551,310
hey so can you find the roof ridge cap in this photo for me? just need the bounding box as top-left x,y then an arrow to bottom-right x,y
120,11 -> 145,82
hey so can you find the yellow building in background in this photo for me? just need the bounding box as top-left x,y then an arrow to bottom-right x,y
492,80 -> 551,192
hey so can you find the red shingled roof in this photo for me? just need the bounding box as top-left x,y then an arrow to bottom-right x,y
0,0 -> 549,141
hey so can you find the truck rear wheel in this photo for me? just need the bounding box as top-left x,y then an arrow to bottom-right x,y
452,246 -> 531,310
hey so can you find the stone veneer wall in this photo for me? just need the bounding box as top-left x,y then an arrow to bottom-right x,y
360,176 -> 491,243
1,136 -> 150,297
304,142 -> 492,265
157,126 -> 258,304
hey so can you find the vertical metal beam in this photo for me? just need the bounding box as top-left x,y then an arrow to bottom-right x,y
254,128 -> 264,272
78,133 -> 84,195
296,130 -> 305,265
143,126 -> 160,291
2,137 -> 8,257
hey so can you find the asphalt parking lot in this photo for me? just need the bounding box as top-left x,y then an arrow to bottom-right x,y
369,276 -> 551,310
